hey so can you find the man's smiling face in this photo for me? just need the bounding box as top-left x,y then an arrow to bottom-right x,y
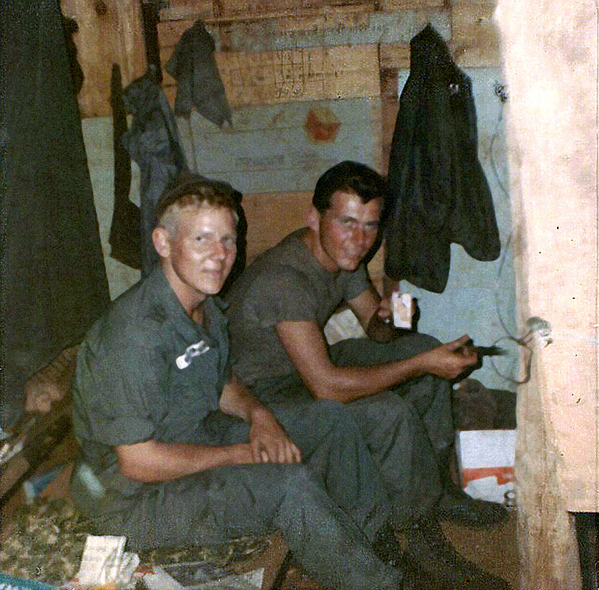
155,203 -> 237,310
313,191 -> 382,272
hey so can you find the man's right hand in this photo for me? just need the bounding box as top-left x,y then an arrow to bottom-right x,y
419,334 -> 479,380
232,438 -> 301,466
248,407 -> 302,465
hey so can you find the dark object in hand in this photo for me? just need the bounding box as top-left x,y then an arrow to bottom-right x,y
458,340 -> 507,357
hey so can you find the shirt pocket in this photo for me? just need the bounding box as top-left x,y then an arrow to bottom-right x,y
159,344 -> 222,443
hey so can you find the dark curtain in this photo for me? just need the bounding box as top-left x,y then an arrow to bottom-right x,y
0,0 -> 110,428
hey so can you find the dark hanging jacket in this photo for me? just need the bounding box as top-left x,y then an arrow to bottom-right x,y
122,67 -> 189,276
384,24 -> 500,293
165,19 -> 232,127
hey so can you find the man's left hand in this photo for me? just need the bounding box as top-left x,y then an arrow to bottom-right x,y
248,408 -> 302,464
375,295 -> 393,323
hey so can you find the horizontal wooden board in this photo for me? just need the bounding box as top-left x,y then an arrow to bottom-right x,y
379,43 -> 411,69
159,0 -> 214,21
379,0 -> 445,9
276,5 -> 372,33
157,9 -> 449,53
217,0 -> 373,19
176,97 -> 382,194
163,45 -> 380,107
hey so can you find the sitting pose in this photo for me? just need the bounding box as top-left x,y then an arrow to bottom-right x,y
70,176 -> 416,590
226,161 -> 510,589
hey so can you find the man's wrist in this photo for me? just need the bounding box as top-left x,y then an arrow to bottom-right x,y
248,405 -> 271,424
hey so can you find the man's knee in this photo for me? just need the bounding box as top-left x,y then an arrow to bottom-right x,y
391,332 -> 441,357
279,463 -> 329,505
411,332 -> 441,350
313,398 -> 348,418
311,398 -> 366,437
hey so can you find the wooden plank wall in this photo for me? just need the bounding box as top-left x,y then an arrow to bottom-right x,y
64,0 -> 501,278
60,0 -> 147,118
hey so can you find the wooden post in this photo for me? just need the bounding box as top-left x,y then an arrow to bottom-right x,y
496,1 -> 598,588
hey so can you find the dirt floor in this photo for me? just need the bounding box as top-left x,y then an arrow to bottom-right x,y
279,512 -> 519,589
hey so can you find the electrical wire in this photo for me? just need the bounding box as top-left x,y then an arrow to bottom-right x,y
487,85 -> 535,385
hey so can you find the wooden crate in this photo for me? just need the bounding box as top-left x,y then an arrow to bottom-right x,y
243,192 -> 312,261
242,190 -> 384,278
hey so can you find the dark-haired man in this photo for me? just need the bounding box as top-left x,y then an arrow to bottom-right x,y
226,161 -> 510,589
70,175 -> 417,590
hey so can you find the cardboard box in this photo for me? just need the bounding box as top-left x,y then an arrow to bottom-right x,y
456,430 -> 516,507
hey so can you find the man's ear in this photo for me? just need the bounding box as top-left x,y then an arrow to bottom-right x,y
306,205 -> 321,232
152,226 -> 171,259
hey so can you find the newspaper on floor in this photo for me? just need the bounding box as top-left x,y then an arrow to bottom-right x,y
71,535 -> 139,588
141,561 -> 263,590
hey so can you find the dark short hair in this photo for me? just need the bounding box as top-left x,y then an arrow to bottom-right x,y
155,173 -> 241,226
312,161 -> 388,213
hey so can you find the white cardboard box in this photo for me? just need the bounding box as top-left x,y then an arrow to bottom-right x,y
456,430 -> 516,506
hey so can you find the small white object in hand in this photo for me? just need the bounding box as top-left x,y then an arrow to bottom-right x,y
391,292 -> 413,329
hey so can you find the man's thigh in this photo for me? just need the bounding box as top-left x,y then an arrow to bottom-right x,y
330,335 -> 454,450
98,463 -> 308,551
329,332 -> 440,366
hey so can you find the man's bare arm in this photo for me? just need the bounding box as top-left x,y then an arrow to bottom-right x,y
115,439 -> 254,483
115,376 -> 300,483
348,285 -> 397,342
276,321 -> 477,403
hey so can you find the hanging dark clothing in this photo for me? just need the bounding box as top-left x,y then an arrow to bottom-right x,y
108,64 -> 141,270
384,24 -> 501,293
121,68 -> 189,276
0,0 -> 110,428
165,19 -> 232,127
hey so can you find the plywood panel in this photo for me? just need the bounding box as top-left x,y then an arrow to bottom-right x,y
379,43 -> 410,69
159,0 -> 214,21
157,18 -> 196,49
262,10 -> 449,51
60,0 -> 146,118
177,97 -> 382,194
276,5 -> 372,33
219,45 -> 380,105
451,0 -> 501,67
162,45 -> 380,107
379,0 -> 445,8
157,8 -> 449,53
